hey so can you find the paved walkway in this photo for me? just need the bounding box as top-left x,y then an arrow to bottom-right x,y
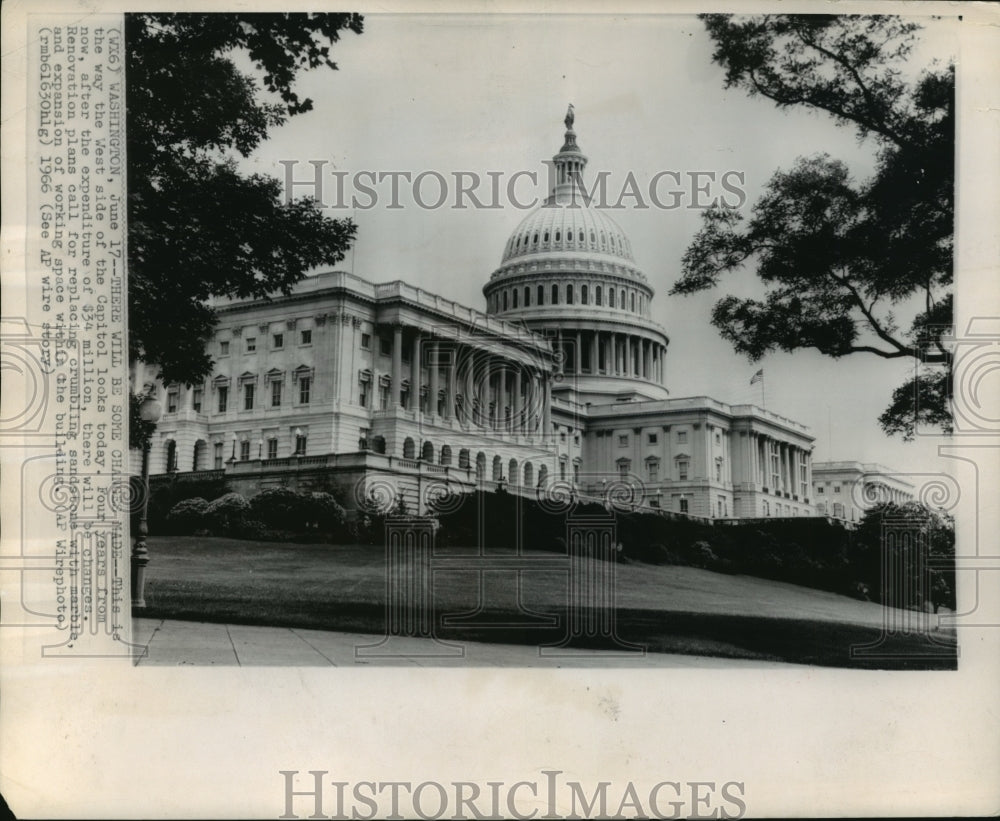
133,618 -> 798,667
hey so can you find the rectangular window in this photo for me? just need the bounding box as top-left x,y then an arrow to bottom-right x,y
817,486 -> 825,494
359,380 -> 369,408
271,380 -> 282,407
677,431 -> 687,444
217,386 -> 228,413
715,461 -> 722,482
220,340 -> 230,356
213,443 -> 223,469
678,460 -> 689,481
272,333 -> 284,349
295,434 -> 307,455
560,431 -> 567,443
300,329 -> 312,345
647,433 -> 658,445
267,439 -> 278,460
618,461 -> 630,477
380,336 -> 391,355
361,333 -> 371,349
246,337 -> 256,353
243,383 -> 254,410
833,485 -> 841,494
299,377 -> 311,405
679,498 -> 689,514
618,434 -> 629,447
239,440 -> 250,461
192,389 -> 203,413
167,390 -> 178,414
648,462 -> 659,482
379,384 -> 389,410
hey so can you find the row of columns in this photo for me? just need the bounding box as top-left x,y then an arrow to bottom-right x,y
747,432 -> 810,498
387,324 -> 553,435
553,328 -> 666,385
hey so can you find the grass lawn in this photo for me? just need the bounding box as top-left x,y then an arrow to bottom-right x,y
142,536 -> 957,669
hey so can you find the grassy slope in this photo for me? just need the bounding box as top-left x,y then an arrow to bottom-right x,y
142,537 -> 957,669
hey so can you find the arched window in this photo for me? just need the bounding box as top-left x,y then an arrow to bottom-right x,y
609,288 -> 615,308
552,284 -> 559,305
459,448 -> 470,468
581,284 -> 588,304
579,230 -> 584,242
590,231 -> 595,244
492,455 -> 503,481
620,289 -> 626,308
533,233 -> 539,245
566,284 -> 574,304
372,435 -> 386,454
631,292 -> 636,312
538,285 -> 545,305
403,437 -> 416,459
537,464 -> 549,487
508,458 -> 518,484
165,440 -> 178,472
524,286 -> 531,306
476,451 -> 487,480
440,445 -> 452,466
543,231 -> 549,242
422,440 -> 434,461
596,285 -> 602,306
555,230 -> 561,242
512,289 -> 519,308
523,462 -> 534,487
502,291 -> 508,311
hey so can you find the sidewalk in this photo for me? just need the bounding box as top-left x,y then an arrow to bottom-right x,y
133,618 -> 798,667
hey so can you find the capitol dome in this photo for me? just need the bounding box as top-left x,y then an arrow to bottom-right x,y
483,106 -> 670,403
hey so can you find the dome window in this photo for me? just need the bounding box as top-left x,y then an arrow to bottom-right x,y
631,292 -> 636,312
600,231 -> 606,248
543,231 -> 549,242
513,289 -> 519,308
555,230 -> 561,242
581,284 -> 588,304
566,284 -> 574,305
524,286 -> 531,306
502,291 -> 509,311
551,284 -> 559,305
596,286 -> 602,306
538,285 -> 545,305
590,231 -> 595,244
579,230 -> 584,243
608,289 -> 615,308
620,289 -> 626,309
533,233 -> 539,245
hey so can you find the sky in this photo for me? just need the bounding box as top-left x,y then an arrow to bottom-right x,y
237,11 -> 959,477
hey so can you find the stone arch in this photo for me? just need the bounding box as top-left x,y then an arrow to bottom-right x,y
440,444 -> 453,466
403,437 -> 416,459
508,458 -> 518,485
459,448 -> 471,469
421,440 -> 434,462
192,439 -> 208,471
492,454 -> 503,481
476,451 -> 487,481
523,462 -> 534,487
371,435 -> 386,454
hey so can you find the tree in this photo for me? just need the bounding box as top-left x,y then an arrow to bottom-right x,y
126,13 -> 363,400
672,15 -> 953,439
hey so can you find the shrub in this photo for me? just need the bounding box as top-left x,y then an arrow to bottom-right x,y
165,497 -> 209,535
302,491 -> 348,534
204,492 -> 250,535
249,487 -> 306,530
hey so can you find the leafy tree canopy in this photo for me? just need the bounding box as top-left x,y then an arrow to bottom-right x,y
672,14 -> 953,439
126,13 -> 363,388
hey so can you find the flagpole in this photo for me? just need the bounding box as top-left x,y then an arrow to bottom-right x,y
761,370 -> 766,410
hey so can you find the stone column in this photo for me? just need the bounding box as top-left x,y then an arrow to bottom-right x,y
603,332 -> 611,374
576,331 -> 583,375
590,330 -> 599,375
446,341 -> 456,420
542,371 -> 552,436
498,362 -> 507,431
428,337 -> 439,419
411,329 -> 422,412
640,338 -> 648,380
513,364 -> 522,434
611,334 -> 618,376
463,345 -> 475,428
391,323 -> 403,409
555,329 -> 564,375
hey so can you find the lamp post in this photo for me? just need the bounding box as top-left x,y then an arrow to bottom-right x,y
229,432 -> 237,463
132,393 -> 162,609
257,438 -> 264,460
294,427 -> 303,457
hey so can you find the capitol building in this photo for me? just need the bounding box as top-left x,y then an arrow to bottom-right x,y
142,110 -> 819,520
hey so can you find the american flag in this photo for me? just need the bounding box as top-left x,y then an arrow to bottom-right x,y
750,368 -> 764,385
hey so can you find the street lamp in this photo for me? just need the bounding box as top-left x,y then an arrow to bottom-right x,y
293,427 -> 303,457
229,431 -> 237,463
257,437 -> 264,460
132,392 -> 162,609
